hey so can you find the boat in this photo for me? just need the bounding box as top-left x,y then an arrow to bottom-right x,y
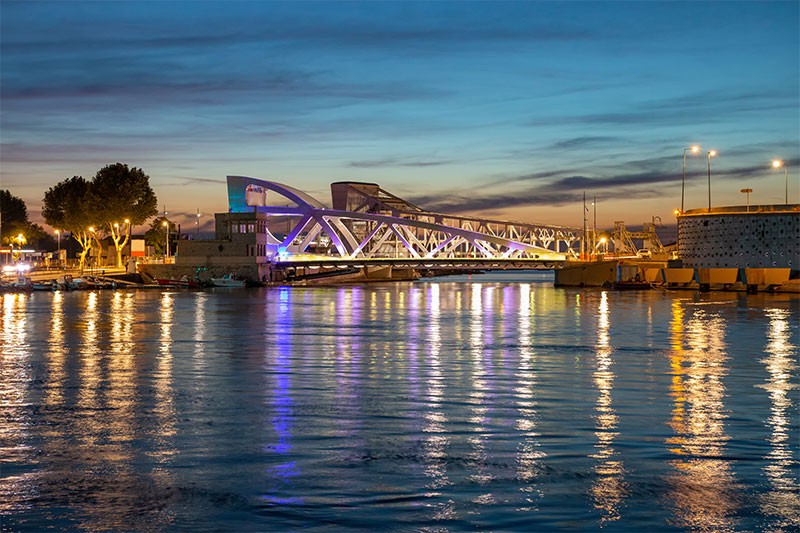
156,275 -> 202,289
209,273 -> 246,288
32,281 -> 57,291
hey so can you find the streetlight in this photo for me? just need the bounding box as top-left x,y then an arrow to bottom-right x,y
163,220 -> 169,260
740,188 -> 753,212
707,150 -> 717,212
15,233 -> 25,261
88,226 -> 95,271
682,145 -> 700,212
55,229 -> 61,268
196,209 -> 201,238
772,160 -> 788,204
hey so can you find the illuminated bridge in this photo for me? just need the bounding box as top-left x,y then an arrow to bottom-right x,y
228,176 -> 581,270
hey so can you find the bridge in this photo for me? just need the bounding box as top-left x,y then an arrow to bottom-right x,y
228,176 -> 582,270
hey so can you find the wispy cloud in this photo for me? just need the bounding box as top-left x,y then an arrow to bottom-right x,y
349,158 -> 452,168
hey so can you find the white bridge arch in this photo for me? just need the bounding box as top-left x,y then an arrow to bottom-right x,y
228,176 -> 578,265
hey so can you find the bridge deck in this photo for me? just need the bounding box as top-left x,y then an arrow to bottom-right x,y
274,257 -> 566,270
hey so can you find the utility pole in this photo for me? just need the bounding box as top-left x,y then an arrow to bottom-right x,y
593,195 -> 597,261
582,192 -> 588,260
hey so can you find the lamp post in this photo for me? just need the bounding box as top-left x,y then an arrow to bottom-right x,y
682,145 -> 700,212
707,150 -> 717,212
88,226 -> 95,273
163,220 -> 169,260
196,209 -> 201,238
772,160 -> 788,204
15,233 -> 25,261
55,229 -> 61,268
740,188 -> 753,212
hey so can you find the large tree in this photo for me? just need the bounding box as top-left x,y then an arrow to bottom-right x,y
91,163 -> 158,267
1,189 -> 30,245
1,189 -> 52,252
144,216 -> 177,257
42,176 -> 97,269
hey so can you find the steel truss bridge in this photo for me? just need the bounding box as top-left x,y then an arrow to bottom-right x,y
228,176 -> 582,269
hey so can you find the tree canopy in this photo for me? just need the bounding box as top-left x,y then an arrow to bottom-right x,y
1,189 -> 29,244
1,189 -> 51,249
42,164 -> 159,267
42,176 -> 94,233
91,163 -> 158,226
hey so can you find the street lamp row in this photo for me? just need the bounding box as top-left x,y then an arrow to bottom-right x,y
682,146 -> 791,212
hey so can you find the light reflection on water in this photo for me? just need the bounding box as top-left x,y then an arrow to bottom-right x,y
0,283 -> 798,531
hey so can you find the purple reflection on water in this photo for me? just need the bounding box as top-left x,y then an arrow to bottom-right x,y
262,287 -> 301,505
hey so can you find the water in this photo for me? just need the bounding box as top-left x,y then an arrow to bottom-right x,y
2,274 -> 799,531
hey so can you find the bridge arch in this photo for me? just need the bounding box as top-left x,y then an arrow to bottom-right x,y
227,176 -> 572,263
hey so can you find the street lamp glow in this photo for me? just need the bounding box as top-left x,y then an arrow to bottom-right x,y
707,149 -> 717,212
772,160 -> 788,204
163,220 -> 169,259
55,230 -> 61,267
681,145 -> 701,212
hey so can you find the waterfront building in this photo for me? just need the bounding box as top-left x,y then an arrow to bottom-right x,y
677,205 -> 799,269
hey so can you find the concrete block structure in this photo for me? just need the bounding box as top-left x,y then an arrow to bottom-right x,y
677,206 -> 799,269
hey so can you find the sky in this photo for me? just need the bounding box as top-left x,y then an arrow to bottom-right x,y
1,0 -> 798,233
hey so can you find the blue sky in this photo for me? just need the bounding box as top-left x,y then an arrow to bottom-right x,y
1,1 -> 798,230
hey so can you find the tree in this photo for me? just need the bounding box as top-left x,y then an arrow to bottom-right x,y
1,189 -> 30,245
42,176 -> 97,269
91,163 -> 158,267
144,216 -> 177,257
1,189 -> 52,251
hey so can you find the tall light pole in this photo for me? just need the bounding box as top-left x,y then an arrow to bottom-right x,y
707,150 -> 717,212
163,220 -> 169,260
740,188 -> 753,212
772,160 -> 788,204
196,208 -> 201,238
55,229 -> 61,268
682,145 -> 700,212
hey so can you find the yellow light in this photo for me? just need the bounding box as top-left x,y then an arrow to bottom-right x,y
88,226 -> 95,232
708,150 -> 717,157
124,218 -> 130,224
691,145 -> 700,153
162,221 -> 168,227
673,209 -> 681,216
772,159 -> 783,168
114,222 -> 119,228
55,229 -> 60,235
599,237 -> 607,244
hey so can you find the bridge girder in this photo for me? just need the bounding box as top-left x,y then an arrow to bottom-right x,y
228,176 -> 575,265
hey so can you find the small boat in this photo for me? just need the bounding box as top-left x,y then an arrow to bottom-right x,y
209,273 -> 246,288
8,276 -> 33,292
156,275 -> 202,289
32,281 -> 57,291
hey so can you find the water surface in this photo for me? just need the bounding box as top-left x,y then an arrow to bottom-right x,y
1,276 -> 798,531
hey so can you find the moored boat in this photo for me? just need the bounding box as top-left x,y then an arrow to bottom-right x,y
156,275 -> 202,289
209,273 -> 246,288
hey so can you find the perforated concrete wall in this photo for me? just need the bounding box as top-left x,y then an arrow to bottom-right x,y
678,212 -> 799,269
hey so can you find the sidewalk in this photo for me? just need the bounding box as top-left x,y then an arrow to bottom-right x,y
25,266 -> 127,282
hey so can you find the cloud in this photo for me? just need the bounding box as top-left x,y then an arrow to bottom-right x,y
529,88 -> 798,128
548,136 -> 626,150
349,158 -> 453,168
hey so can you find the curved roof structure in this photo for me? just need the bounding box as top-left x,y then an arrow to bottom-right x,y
226,175 -> 573,262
